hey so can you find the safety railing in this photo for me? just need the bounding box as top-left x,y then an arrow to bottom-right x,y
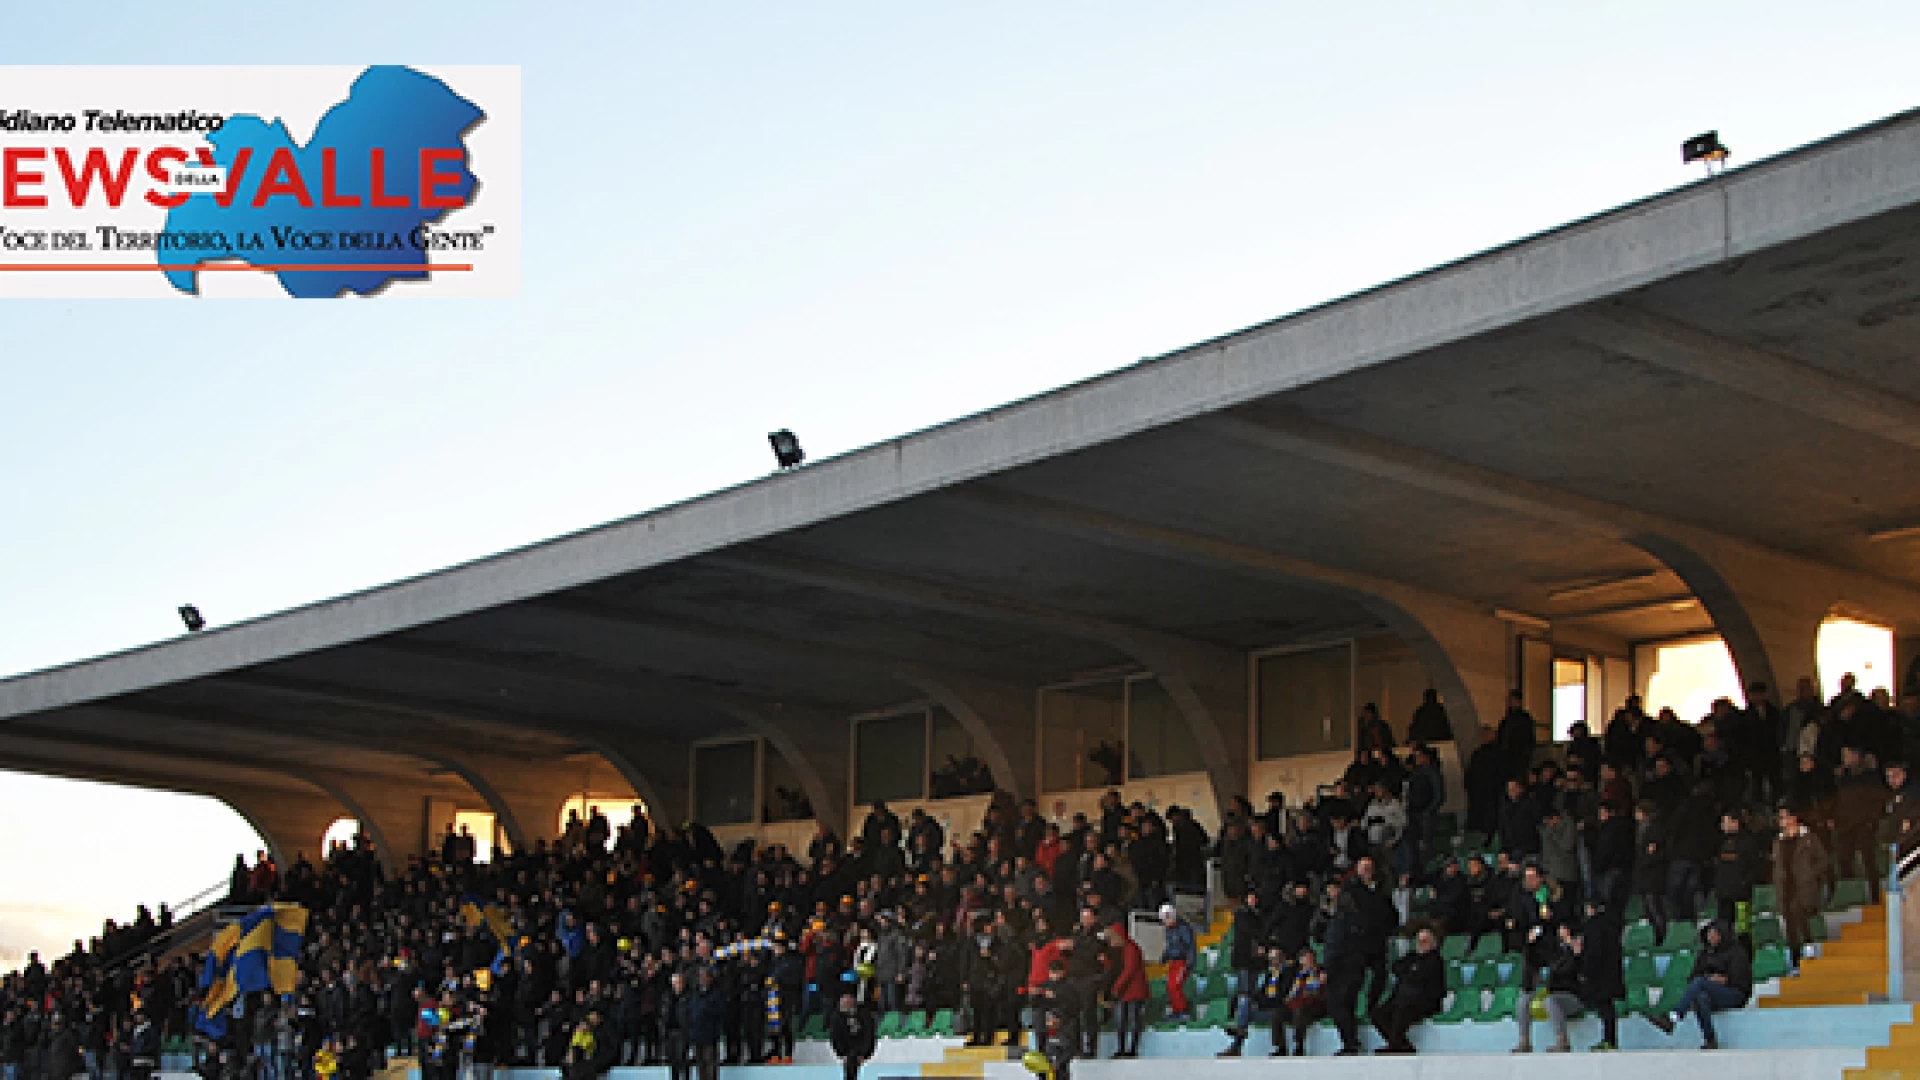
1893,842 -> 1910,1000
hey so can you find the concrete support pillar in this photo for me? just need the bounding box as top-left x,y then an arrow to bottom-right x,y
1108,632 -> 1249,820
568,730 -> 691,828
899,672 -> 1035,801
731,703 -> 851,838
1366,596 -> 1512,756
314,772 -> 445,871
443,750 -> 628,854
1634,535 -> 1829,705
207,782 -> 346,870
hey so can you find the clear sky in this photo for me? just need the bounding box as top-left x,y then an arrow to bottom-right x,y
3,0 -> 1918,963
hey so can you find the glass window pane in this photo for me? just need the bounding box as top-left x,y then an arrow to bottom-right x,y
1040,680 -> 1126,791
762,743 -> 812,822
1127,676 -> 1202,778
1257,644 -> 1353,759
1552,657 -> 1587,742
929,707 -> 993,797
856,711 -> 926,805
694,741 -> 757,826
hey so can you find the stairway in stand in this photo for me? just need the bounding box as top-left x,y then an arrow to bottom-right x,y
1766,902 -> 1888,1008
914,1044 -> 1016,1077
1846,1006 -> 1920,1080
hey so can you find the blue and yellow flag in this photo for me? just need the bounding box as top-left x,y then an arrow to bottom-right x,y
195,903 -> 308,1035
459,895 -> 512,946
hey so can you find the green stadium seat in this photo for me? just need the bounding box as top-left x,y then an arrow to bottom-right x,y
929,1009 -> 955,1037
1624,982 -> 1653,1016
1806,913 -> 1830,942
1433,990 -> 1479,1024
1623,952 -> 1657,987
1753,945 -> 1791,982
1494,953 -> 1526,987
1149,977 -> 1169,1001
1476,986 -> 1520,1023
1471,934 -> 1504,960
1753,916 -> 1785,948
1622,921 -> 1657,952
1752,885 -> 1779,915
801,1014 -> 829,1040
1660,922 -> 1698,951
1445,961 -> 1468,990
902,1011 -> 930,1037
1829,879 -> 1871,911
1442,935 -> 1470,960
1198,998 -> 1232,1029
877,1012 -> 904,1038
1661,952 -> 1695,988
1468,961 -> 1499,989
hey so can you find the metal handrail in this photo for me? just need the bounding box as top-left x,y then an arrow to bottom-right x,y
1893,843 -> 1910,1001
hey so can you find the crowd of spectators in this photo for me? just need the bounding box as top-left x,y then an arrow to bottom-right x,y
1215,674 -> 1920,1055
4,671 -> 1917,1078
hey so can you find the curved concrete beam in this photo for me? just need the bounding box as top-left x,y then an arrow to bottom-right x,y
305,775 -> 397,873
896,672 -> 1028,801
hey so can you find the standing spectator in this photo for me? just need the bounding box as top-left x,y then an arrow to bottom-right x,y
1104,924 -> 1147,1059
1320,880 -> 1365,1057
1632,801 -> 1672,942
1465,728 -> 1506,838
1774,806 -> 1829,972
827,993 -> 874,1080
688,969 -> 726,1080
1496,691 -> 1538,779
1833,746 -> 1888,901
1408,690 -> 1452,744
1513,925 -> 1580,1053
1712,812 -> 1763,928
1404,746 -> 1445,883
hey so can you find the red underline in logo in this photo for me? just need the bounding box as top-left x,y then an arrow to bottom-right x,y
0,264 -> 476,272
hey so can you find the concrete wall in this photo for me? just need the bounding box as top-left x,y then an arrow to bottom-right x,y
441,1003 -> 1908,1078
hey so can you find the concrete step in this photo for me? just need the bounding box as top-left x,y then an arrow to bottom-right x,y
1802,955 -> 1892,976
1764,989 -> 1876,1007
1869,1046 -> 1920,1070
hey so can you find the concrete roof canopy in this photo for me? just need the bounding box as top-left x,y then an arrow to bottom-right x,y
8,107 -> 1920,849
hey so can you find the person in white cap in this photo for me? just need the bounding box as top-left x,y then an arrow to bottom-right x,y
1159,903 -> 1196,1022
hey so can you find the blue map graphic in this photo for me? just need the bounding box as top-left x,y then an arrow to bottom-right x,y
162,66 -> 483,298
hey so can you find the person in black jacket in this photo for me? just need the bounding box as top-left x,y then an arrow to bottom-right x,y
827,994 -> 875,1080
1513,927 -> 1581,1053
1319,882 -> 1365,1056
1347,858 -> 1399,1011
1032,962 -> 1081,1080
689,968 -> 729,1080
1409,690 -> 1452,744
1631,801 -> 1672,942
1712,812 -> 1764,928
1647,921 -> 1751,1050
1588,802 -> 1635,913
1577,904 -> 1624,1051
1371,929 -> 1444,1054
1497,779 -> 1541,858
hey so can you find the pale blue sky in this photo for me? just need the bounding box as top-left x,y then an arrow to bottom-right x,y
3,0 -> 1918,961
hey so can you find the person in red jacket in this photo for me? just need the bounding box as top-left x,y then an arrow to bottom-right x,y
1035,825 -> 1065,879
1105,923 -> 1148,1058
1025,914 -> 1068,1048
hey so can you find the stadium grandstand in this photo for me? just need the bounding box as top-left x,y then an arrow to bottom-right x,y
8,107 -> 1920,1080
